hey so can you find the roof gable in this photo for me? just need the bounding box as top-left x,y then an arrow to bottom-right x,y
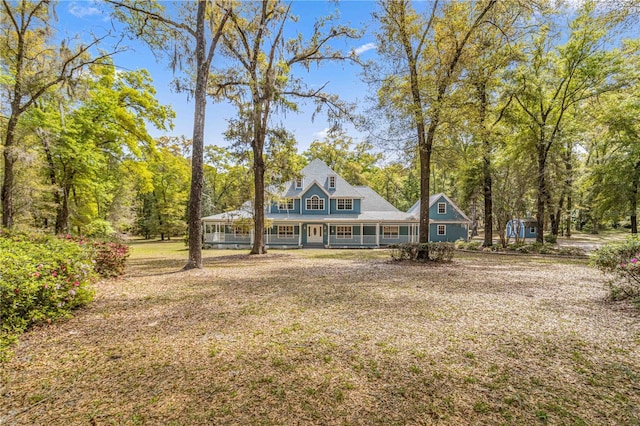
407,193 -> 471,222
282,159 -> 363,198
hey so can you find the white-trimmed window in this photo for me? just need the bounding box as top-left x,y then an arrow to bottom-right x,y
278,198 -> 294,211
278,225 -> 294,238
383,226 -> 399,238
295,178 -> 303,189
437,202 -> 446,214
336,225 -> 352,239
234,226 -> 249,237
306,195 -> 325,210
329,175 -> 336,189
437,224 -> 446,236
336,198 -> 353,210
529,226 -> 536,233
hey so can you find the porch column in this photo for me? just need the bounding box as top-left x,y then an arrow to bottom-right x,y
360,223 -> 363,246
327,223 -> 331,248
298,222 -> 302,247
376,223 -> 380,247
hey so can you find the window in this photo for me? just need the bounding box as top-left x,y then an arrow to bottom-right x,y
329,175 -> 336,189
336,198 -> 353,210
278,198 -> 294,210
336,225 -> 352,239
529,226 -> 536,233
306,195 -> 325,210
295,178 -> 303,189
234,226 -> 249,237
383,226 -> 399,238
278,225 -> 294,238
437,225 -> 446,236
437,202 -> 446,214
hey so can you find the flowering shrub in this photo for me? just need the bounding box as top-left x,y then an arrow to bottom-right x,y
57,234 -> 130,278
91,241 -> 130,278
591,237 -> 640,303
0,232 -> 96,360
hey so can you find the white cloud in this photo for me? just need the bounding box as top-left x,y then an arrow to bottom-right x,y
353,42 -> 377,56
313,128 -> 331,139
68,2 -> 102,18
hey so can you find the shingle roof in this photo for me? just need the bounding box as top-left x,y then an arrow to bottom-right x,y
407,193 -> 471,222
282,159 -> 364,198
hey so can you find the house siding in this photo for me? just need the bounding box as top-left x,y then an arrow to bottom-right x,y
429,195 -> 467,221
429,223 -> 468,242
329,198 -> 362,214
301,184 -> 329,215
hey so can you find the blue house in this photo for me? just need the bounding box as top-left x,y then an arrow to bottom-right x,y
202,159 -> 470,248
505,218 -> 537,239
406,194 -> 471,242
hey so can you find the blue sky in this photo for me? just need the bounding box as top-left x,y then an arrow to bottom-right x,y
56,1 -> 381,152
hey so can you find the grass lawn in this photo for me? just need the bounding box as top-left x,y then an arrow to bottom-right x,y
2,241 -> 640,425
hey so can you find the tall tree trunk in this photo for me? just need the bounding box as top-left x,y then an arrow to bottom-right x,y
631,160 -> 640,235
536,134 -> 547,244
183,1 -> 209,270
477,80 -> 493,247
58,184 -> 71,234
251,147 -> 266,254
564,150 -> 573,238
565,192 -> 572,237
2,115 -> 19,229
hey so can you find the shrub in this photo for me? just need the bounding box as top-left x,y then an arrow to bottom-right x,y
591,237 -> 640,302
389,242 -> 455,262
0,232 -> 97,360
544,234 -> 557,244
91,241 -> 130,278
557,247 -> 587,257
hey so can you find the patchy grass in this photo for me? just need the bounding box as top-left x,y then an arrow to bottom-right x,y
2,246 -> 640,425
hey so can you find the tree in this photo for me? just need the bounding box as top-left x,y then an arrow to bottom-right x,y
374,0 -> 497,258
510,3 -> 626,243
461,3 -> 523,246
303,130 -> 382,186
30,64 -> 172,234
214,0 -> 359,254
110,0 -> 231,269
1,0 -> 120,229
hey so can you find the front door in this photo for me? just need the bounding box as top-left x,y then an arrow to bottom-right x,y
307,224 -> 323,244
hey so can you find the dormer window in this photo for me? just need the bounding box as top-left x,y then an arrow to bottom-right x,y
329,175 -> 336,189
295,178 -> 303,189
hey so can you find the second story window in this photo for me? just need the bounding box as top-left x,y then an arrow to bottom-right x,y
306,195 -> 325,210
329,175 -> 336,189
295,178 -> 303,189
437,202 -> 446,214
278,199 -> 294,210
336,198 -> 353,210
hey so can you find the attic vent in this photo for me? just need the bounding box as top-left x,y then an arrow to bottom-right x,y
329,175 -> 336,189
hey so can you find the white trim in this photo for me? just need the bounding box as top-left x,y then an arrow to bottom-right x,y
382,225 -> 399,238
437,202 -> 446,215
305,195 -> 325,210
437,224 -> 446,236
335,225 -> 352,239
336,198 -> 353,210
329,175 -> 336,189
428,193 -> 471,222
278,198 -> 294,211
277,225 -> 294,238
